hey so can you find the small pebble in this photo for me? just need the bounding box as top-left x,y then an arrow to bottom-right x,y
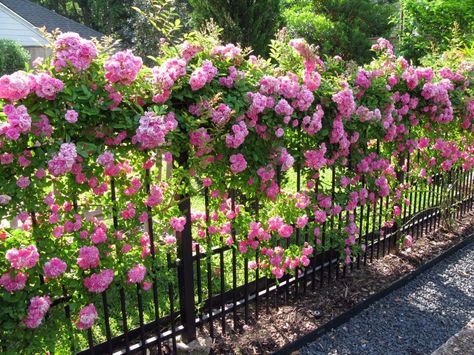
301,242 -> 474,355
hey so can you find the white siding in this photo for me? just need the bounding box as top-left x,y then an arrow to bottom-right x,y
0,4 -> 47,46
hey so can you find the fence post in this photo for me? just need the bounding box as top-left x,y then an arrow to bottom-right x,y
175,151 -> 197,343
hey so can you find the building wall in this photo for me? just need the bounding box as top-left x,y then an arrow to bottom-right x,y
0,3 -> 47,46
25,46 -> 52,63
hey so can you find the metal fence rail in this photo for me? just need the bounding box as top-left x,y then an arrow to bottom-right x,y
23,154 -> 474,355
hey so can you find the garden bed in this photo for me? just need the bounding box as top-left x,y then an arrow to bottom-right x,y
203,212 -> 474,354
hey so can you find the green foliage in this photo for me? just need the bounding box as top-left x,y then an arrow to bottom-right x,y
398,0 -> 474,63
281,0 -> 394,63
130,0 -> 187,62
421,35 -> 474,71
31,0 -> 191,61
0,40 -> 30,76
188,0 -> 281,56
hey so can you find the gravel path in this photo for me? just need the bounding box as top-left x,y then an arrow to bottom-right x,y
301,241 -> 474,355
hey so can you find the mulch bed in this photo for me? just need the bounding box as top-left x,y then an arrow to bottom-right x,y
201,212 -> 474,354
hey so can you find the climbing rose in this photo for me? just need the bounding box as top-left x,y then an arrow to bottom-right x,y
0,271 -> 27,292
23,296 -> 51,329
47,143 -> 77,176
76,304 -> 98,330
127,264 -> 146,284
6,245 -> 39,269
83,269 -> 114,293
34,73 -> 64,100
77,246 -> 100,270
0,71 -> 35,101
104,49 -> 142,85
53,32 -> 97,71
229,153 -> 247,173
0,194 -> 11,205
96,151 -> 114,167
189,60 -> 217,91
332,87 -> 356,118
170,216 -> 186,232
2,104 -> 31,140
133,111 -> 177,149
65,109 -> 78,123
43,258 -> 67,279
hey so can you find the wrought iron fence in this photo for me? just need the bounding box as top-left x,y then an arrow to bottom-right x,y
62,156 -> 474,355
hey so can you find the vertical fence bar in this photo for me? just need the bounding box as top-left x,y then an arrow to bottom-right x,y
320,221 -> 327,286
143,170 -> 163,354
167,252 -> 178,354
312,177 -> 320,289
136,285 -> 146,355
110,178 -> 131,353
195,243 -> 203,329
118,288 -> 130,354
220,229 -> 226,334
363,199 -> 370,265
87,329 -> 94,354
204,188 -> 214,337
175,152 -> 197,343
231,191 -> 238,329
357,179 -> 365,268
101,291 -> 113,354
255,200 -> 260,320
328,165 -> 336,283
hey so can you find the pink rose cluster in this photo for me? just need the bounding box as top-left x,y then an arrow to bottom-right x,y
226,121 -> 248,148
34,73 -> 64,100
83,268 -> 114,293
0,71 -> 35,101
170,216 -> 186,232
77,246 -> 100,270
1,104 -> 31,140
211,103 -> 232,126
48,143 -> 77,176
6,244 -> 39,269
152,58 -> 187,103
304,143 -> 327,170
230,153 -> 247,173
127,264 -> 146,284
53,32 -> 98,71
23,296 -> 51,329
181,41 -> 204,61
0,271 -> 28,292
104,49 -> 143,85
211,43 -> 242,61
189,60 -> 218,91
43,257 -> 67,279
332,86 -> 356,118
0,70 -> 63,101
65,109 -> 78,123
133,111 -> 177,149
96,151 -> 114,167
76,303 -> 98,330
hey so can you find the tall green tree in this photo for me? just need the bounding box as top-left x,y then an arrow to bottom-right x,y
188,0 -> 281,56
282,0 -> 394,63
398,0 -> 474,63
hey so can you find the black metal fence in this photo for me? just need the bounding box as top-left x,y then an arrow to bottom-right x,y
59,152 -> 474,355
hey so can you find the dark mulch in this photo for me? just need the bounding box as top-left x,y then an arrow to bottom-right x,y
198,212 -> 474,354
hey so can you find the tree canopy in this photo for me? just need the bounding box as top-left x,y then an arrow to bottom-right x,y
188,0 -> 281,56
281,0 -> 394,63
398,0 -> 474,63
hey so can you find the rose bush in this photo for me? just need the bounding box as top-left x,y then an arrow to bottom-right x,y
0,28 -> 473,351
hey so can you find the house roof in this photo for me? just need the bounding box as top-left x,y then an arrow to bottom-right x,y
0,0 -> 103,39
